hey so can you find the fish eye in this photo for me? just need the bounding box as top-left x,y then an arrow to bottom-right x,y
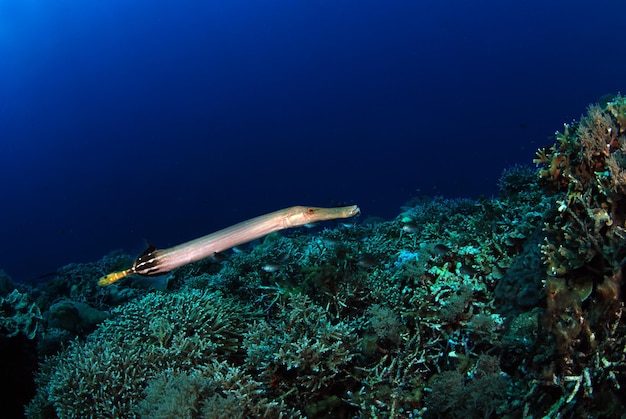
307,207 -> 316,214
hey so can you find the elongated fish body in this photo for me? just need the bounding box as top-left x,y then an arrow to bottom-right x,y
98,205 -> 359,286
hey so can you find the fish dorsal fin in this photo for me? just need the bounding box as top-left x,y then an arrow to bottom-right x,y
132,242 -> 162,276
138,242 -> 157,259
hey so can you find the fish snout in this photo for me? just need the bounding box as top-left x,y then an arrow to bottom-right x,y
349,205 -> 361,217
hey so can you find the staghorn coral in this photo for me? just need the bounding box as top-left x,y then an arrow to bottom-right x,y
498,164 -> 538,200
22,193 -> 533,418
30,251 -> 144,354
366,303 -> 404,345
136,360 -> 298,419
26,289 -> 255,418
243,293 -> 358,397
423,354 -> 512,419
24,183 -> 550,418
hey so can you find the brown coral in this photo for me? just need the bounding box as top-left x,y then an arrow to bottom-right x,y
528,94 -> 626,414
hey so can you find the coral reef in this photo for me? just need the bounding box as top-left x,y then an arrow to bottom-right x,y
25,196 -> 527,418
26,289 -> 256,417
0,289 -> 42,340
15,96 -> 626,418
137,361 -> 295,419
527,94 -> 626,415
424,355 -> 512,418
0,283 -> 42,418
243,293 -> 358,397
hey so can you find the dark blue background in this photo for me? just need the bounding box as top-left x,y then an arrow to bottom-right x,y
1,0 -> 625,282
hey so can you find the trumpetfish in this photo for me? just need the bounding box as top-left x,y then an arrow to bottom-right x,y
98,205 -> 360,286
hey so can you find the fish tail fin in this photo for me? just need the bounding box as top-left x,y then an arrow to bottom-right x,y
97,268 -> 133,286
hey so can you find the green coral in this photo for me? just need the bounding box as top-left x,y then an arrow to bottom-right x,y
243,293 -> 358,396
26,290 -> 255,417
136,361 -> 297,419
21,97 -> 626,418
0,289 -> 42,340
365,303 -> 404,344
424,355 -> 512,418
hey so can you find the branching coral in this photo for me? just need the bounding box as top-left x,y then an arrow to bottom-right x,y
26,289 -> 255,417
136,360 -> 299,419
366,304 -> 404,344
424,355 -> 511,419
243,293 -> 358,396
529,94 -> 626,415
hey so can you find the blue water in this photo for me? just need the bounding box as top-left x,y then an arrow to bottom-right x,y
1,0 -> 625,282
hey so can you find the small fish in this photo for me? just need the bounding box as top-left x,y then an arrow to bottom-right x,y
357,253 -> 378,269
303,222 -> 318,229
210,252 -> 228,262
261,263 -> 282,273
323,237 -> 341,247
432,244 -> 451,255
402,222 -> 419,233
459,265 -> 477,276
232,245 -> 246,254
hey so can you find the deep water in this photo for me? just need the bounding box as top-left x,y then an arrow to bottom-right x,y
1,0 -> 625,282
2,2 -> 626,416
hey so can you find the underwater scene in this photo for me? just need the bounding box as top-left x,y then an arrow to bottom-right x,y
2,1 -> 626,418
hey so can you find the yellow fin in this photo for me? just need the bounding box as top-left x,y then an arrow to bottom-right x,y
97,269 -> 133,286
